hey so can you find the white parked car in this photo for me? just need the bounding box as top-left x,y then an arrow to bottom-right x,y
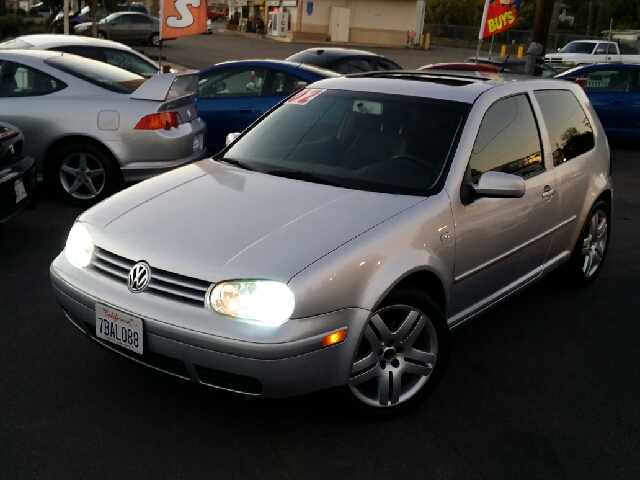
0,50 -> 207,205
0,34 -> 165,78
545,40 -> 640,68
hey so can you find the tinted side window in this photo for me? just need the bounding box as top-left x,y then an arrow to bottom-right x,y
348,58 -> 374,73
332,60 -> 350,74
470,94 -> 543,183
103,49 -> 158,77
266,71 -> 308,95
534,90 -> 595,166
52,45 -> 102,61
197,67 -> 267,98
376,59 -> 401,71
131,15 -> 152,24
581,68 -> 633,93
0,61 -> 66,97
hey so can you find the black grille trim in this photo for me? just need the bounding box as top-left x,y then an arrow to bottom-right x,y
89,247 -> 211,307
195,365 -> 263,395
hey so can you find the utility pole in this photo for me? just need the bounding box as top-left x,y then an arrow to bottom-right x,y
525,0 -> 555,76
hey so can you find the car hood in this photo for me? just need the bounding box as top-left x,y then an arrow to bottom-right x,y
84,160 -> 423,283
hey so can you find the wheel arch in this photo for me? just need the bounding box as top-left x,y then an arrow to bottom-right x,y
389,270 -> 447,316
43,135 -> 121,185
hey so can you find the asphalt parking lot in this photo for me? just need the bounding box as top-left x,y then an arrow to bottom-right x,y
1,36 -> 640,480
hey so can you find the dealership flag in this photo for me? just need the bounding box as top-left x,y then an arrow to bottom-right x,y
479,0 -> 522,39
160,0 -> 207,40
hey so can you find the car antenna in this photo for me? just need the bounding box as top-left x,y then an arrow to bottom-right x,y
500,40 -> 516,73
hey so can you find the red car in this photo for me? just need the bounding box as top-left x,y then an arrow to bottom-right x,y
207,8 -> 227,21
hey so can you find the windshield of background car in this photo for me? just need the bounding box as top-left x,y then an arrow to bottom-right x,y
560,42 -> 596,54
224,89 -> 469,196
45,54 -> 146,93
100,13 -> 120,23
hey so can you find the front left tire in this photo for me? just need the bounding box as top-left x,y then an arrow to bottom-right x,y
347,285 -> 449,416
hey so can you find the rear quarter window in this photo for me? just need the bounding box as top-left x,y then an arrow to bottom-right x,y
534,90 -> 595,166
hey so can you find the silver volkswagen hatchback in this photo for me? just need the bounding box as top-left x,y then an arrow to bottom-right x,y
50,72 -> 612,415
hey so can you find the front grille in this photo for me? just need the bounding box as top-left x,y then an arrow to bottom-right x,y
89,247 -> 210,307
83,320 -> 190,379
195,365 -> 262,395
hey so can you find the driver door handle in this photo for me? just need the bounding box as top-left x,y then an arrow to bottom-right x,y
542,185 -> 556,200
239,108 -> 256,113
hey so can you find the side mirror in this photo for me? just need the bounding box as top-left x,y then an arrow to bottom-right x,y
557,48 -> 561,52
595,48 -> 606,55
473,171 -> 525,199
225,132 -> 241,146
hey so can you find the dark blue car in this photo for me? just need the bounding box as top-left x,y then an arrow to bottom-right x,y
197,60 -> 340,154
557,63 -> 640,140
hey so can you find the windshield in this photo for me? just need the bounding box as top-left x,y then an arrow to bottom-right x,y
100,13 -> 119,23
223,89 -> 469,196
45,54 -> 146,93
560,42 -> 597,54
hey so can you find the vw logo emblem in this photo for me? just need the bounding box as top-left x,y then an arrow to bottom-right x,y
128,262 -> 151,293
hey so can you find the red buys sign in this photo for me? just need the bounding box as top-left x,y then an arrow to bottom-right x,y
479,0 -> 521,40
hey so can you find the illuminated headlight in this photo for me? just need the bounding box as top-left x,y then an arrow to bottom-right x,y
206,280 -> 295,326
64,222 -> 94,268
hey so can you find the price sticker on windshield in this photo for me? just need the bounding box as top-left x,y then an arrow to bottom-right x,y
287,89 -> 326,105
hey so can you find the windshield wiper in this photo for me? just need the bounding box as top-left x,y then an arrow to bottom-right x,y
267,169 -> 345,187
216,157 -> 256,171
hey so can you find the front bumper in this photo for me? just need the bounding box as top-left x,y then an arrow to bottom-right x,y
0,156 -> 36,223
50,254 -> 369,398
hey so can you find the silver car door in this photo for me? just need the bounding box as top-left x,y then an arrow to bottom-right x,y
532,89 -> 598,262
448,93 -> 559,323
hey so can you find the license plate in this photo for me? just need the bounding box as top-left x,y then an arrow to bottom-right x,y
192,136 -> 200,153
95,304 -> 143,354
14,178 -> 27,204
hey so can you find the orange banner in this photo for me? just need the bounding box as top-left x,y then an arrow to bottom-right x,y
160,0 -> 208,40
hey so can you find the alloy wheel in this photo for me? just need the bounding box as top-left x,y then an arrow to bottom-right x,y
581,209 -> 608,278
59,152 -> 106,200
349,304 -> 438,408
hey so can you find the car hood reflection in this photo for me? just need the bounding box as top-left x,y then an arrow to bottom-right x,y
90,160 -> 423,283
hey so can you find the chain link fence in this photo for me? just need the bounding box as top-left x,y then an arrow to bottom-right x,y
424,24 -> 599,52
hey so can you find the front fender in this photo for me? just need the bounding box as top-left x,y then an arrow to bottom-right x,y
288,192 -> 455,319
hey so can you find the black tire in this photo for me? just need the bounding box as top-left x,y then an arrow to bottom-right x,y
564,199 -> 611,286
149,32 -> 162,47
345,284 -> 449,417
97,30 -> 107,39
50,142 -> 121,207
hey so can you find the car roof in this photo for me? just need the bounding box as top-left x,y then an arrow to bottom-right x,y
309,71 -> 568,103
0,49 -> 64,61
286,47 -> 386,63
558,62 -> 640,76
204,59 -> 340,77
10,34 -> 136,51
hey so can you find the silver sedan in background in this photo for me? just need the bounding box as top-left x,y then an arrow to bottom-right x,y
51,72 -> 611,415
0,50 -> 207,205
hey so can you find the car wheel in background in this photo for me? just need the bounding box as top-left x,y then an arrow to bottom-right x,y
565,200 -> 611,286
52,142 -> 120,206
149,32 -> 162,47
97,30 -> 107,39
347,285 -> 449,416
